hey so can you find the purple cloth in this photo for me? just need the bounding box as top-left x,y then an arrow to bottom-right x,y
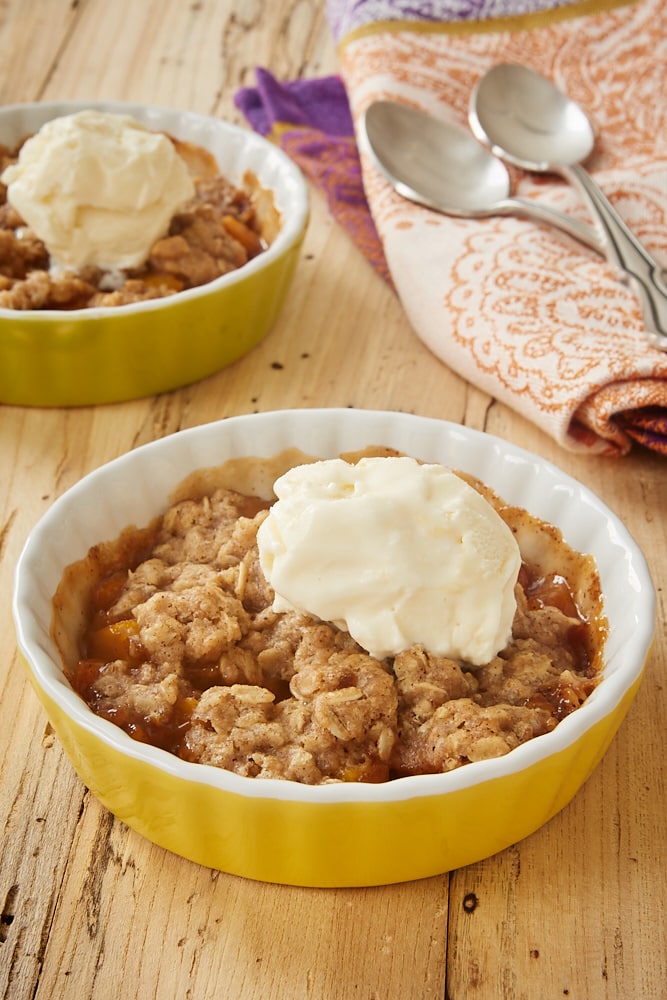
235,70 -> 392,285
325,0 -> 585,42
235,68 -> 355,137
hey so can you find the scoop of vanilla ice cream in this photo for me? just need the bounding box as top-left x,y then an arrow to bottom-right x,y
257,456 -> 522,665
1,110 -> 195,269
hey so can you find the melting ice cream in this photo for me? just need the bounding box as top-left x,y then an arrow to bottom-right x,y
257,456 -> 522,664
2,110 -> 194,269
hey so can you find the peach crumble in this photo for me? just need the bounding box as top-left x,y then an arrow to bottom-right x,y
0,128 -> 276,310
52,449 -> 607,784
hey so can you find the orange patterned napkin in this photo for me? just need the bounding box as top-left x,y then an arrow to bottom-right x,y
331,0 -> 667,455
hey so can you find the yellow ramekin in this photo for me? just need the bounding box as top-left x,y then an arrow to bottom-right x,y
0,101 -> 308,406
13,410 -> 655,886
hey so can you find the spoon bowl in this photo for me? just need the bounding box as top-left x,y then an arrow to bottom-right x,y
363,100 -> 512,214
360,100 -> 601,252
469,63 -> 594,172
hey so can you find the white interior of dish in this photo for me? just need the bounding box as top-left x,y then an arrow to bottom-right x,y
0,100 -> 309,319
13,410 -> 656,803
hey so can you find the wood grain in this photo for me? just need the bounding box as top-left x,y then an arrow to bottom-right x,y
0,1 -> 665,998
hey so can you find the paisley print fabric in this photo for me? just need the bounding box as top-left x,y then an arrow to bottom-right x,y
334,0 -> 667,454
236,0 -> 667,454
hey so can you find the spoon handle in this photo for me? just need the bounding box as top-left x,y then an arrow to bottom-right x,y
509,198 -> 603,254
564,163 -> 667,346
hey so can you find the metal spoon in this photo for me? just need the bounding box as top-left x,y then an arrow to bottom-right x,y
469,63 -> 667,343
360,100 -> 602,253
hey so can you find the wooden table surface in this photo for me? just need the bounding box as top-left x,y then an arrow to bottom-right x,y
1,2 -> 665,998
